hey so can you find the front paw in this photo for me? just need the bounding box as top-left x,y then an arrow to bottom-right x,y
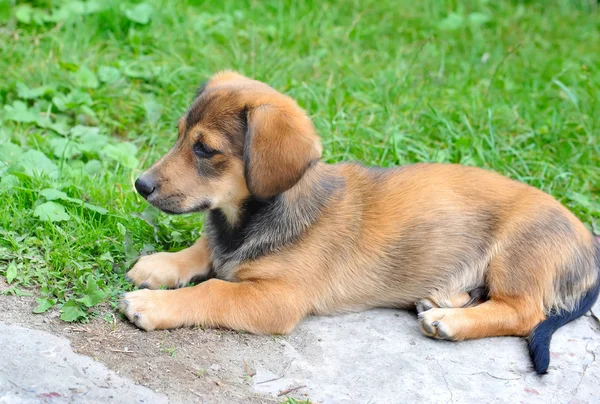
120,289 -> 174,331
126,252 -> 189,289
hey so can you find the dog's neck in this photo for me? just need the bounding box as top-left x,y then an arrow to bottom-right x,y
205,163 -> 344,278
218,202 -> 244,227
215,162 -> 337,228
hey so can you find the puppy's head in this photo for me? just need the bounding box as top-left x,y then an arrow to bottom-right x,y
134,71 -> 322,216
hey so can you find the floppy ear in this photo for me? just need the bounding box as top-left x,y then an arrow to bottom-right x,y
244,104 -> 322,200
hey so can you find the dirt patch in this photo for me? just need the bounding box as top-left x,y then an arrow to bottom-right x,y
0,279 -> 315,403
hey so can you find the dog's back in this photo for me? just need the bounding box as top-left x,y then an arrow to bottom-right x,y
300,163 -> 596,313
300,162 -> 598,373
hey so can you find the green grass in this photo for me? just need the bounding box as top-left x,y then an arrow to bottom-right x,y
0,0 -> 599,322
280,398 -> 311,404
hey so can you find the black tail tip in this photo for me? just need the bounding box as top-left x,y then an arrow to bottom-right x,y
528,328 -> 551,375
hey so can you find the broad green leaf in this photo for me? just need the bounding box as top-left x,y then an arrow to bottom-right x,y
99,251 -> 114,263
0,142 -> 24,165
34,201 -> 70,222
133,205 -> 160,228
124,3 -> 153,25
60,299 -> 87,322
102,142 -> 139,168
84,159 -> 102,175
439,13 -> 465,31
16,82 -> 56,99
0,128 -> 8,142
124,64 -> 154,79
6,262 -> 17,283
140,244 -> 156,255
18,149 -> 59,178
83,202 -> 108,215
53,91 -> 93,111
55,1 -> 85,18
79,105 -> 97,119
73,66 -> 99,89
33,297 -> 56,313
39,188 -> 70,201
98,66 -> 121,83
117,223 -> 138,260
79,134 -> 110,153
76,276 -> 107,307
143,93 -> 162,123
568,192 -> 600,213
52,94 -> 67,111
0,174 -> 20,194
49,137 -> 82,159
83,0 -> 108,14
71,125 -> 100,137
3,101 -> 37,123
36,115 -> 69,136
468,12 -> 491,27
14,4 -> 32,24
171,231 -> 184,243
48,0 -> 107,22
117,222 -> 127,236
40,188 -> 108,214
11,288 -> 32,297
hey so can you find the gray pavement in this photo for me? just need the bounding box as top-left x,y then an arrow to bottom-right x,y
0,301 -> 599,403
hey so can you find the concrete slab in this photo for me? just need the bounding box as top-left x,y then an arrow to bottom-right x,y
0,291 -> 599,403
275,309 -> 600,404
0,323 -> 168,404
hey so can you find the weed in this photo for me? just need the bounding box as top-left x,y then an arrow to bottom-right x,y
160,345 -> 177,357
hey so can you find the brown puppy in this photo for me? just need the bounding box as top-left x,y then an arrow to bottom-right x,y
121,71 -> 600,374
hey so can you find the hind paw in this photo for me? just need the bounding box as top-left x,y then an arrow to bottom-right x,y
416,298 -> 436,314
418,308 -> 457,340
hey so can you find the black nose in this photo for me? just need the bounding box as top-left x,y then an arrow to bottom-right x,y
135,175 -> 156,199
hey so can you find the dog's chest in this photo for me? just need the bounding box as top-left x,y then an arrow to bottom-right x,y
206,221 -> 294,281
205,197 -> 320,281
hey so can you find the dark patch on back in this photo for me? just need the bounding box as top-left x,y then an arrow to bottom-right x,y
555,237 -> 598,304
503,208 -> 576,278
366,166 -> 393,182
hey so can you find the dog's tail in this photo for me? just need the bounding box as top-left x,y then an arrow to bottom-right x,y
527,240 -> 600,374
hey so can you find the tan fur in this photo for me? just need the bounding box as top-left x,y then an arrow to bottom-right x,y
126,236 -> 211,289
121,72 -> 598,352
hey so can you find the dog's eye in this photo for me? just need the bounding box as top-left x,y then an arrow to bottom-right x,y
194,142 -> 216,158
